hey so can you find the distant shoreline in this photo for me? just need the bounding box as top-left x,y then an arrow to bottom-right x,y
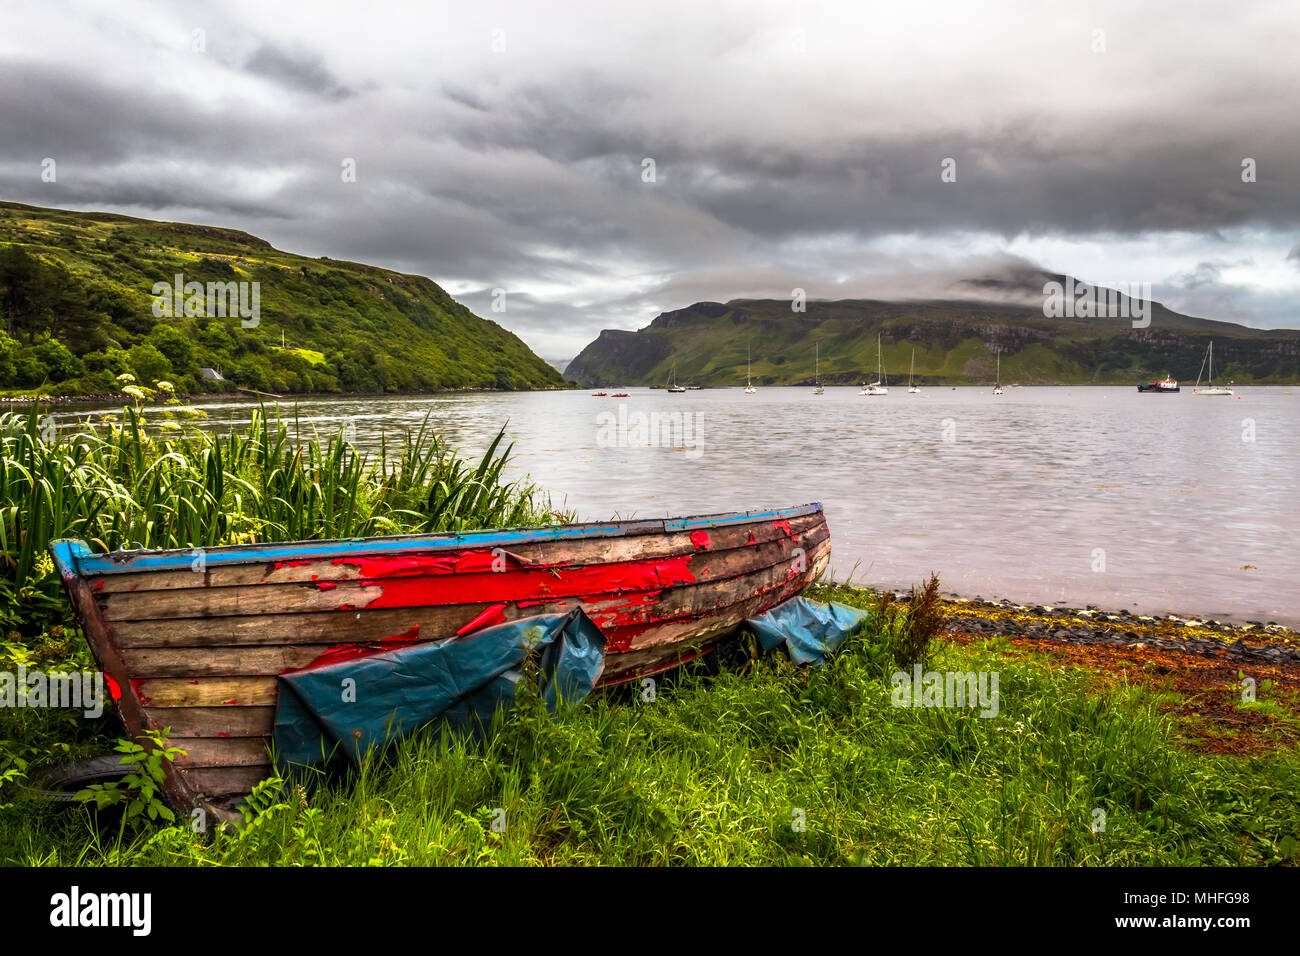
6,381 -> 1298,407
0,385 -> 579,407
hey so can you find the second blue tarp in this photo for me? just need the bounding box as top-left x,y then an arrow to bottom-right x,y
745,596 -> 869,664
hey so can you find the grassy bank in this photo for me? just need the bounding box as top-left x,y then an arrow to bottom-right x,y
5,580 -> 1298,865
1,408 -> 1295,866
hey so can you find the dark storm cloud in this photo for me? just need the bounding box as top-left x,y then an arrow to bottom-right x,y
243,43 -> 354,101
1,0 -> 1298,356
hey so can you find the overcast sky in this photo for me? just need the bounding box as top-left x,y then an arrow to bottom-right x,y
2,0 -> 1299,361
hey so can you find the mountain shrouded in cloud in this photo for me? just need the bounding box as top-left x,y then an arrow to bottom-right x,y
2,0 -> 1299,363
564,264 -> 1300,387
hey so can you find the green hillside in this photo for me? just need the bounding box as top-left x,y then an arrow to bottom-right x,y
0,201 -> 566,396
566,297 -> 1300,387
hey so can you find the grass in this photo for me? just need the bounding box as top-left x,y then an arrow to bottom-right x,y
272,346 -> 326,366
4,583 -> 1297,866
0,403 -> 557,587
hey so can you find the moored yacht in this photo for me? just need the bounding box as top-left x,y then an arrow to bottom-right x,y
1193,342 -> 1233,395
860,333 -> 888,395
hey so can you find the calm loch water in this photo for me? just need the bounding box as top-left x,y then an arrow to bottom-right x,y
53,385 -> 1300,626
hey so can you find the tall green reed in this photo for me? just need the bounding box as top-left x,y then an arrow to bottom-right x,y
0,404 -> 563,637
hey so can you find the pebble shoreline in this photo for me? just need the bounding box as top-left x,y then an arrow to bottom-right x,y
937,596 -> 1300,666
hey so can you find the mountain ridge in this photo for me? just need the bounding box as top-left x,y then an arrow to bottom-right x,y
566,284 -> 1300,386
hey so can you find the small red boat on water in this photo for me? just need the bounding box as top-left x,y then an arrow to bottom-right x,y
52,503 -> 830,816
1137,377 -> 1180,393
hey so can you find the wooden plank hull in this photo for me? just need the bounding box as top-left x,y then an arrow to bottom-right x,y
52,503 -> 829,816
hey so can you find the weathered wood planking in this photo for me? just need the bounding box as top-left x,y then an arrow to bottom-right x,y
107,522 -> 825,647
123,536 -> 831,707
183,765 -> 276,800
96,526 -> 826,622
93,513 -> 825,593
145,705 -> 275,738
52,503 -> 832,815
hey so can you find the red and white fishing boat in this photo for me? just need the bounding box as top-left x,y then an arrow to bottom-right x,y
1137,377 -> 1180,393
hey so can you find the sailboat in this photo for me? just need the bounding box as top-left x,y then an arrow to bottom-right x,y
860,333 -> 888,395
1193,341 -> 1233,395
907,347 -> 920,394
744,345 -> 757,394
667,362 -> 686,393
812,344 -> 824,395
992,349 -> 1005,395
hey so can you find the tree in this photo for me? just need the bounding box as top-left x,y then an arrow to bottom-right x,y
127,343 -> 172,384
84,347 -> 132,375
31,339 -> 84,382
0,329 -> 18,383
0,245 -> 108,349
148,324 -> 195,372
0,245 -> 55,340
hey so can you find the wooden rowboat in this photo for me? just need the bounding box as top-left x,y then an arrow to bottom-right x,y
52,503 -> 830,816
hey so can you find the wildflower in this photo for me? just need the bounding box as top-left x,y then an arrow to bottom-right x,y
32,552 -> 54,579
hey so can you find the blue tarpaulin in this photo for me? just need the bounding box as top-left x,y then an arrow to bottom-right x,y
272,608 -> 606,775
272,597 -> 865,778
745,596 -> 869,664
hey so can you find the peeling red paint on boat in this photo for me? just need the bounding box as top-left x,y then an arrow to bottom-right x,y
332,551 -> 499,578
456,603 -> 508,636
291,624 -> 426,671
222,698 -> 238,705
772,519 -> 793,538
217,732 -> 230,737
340,555 -> 698,611
690,530 -> 711,550
315,581 -> 338,591
271,559 -> 316,570
129,679 -> 151,706
104,674 -> 121,701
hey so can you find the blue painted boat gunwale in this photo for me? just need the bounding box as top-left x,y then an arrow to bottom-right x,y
51,502 -> 824,577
